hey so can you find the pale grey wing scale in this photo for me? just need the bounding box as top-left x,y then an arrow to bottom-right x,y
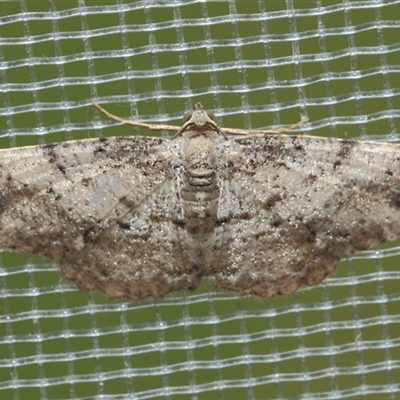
0,137 -> 198,300
209,136 -> 400,298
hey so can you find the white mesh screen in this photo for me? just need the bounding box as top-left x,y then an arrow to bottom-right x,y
1,1 -> 400,399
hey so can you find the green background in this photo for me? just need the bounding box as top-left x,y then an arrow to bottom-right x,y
0,1 -> 399,399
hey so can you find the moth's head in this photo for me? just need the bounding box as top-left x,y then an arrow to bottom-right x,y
176,102 -> 221,137
182,103 -> 217,127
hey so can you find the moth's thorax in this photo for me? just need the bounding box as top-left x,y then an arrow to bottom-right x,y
179,132 -> 220,235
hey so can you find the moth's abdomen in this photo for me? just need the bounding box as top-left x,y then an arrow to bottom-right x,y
180,167 -> 219,235
179,133 -> 220,236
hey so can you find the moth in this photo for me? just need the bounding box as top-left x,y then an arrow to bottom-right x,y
1,103 -> 399,300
